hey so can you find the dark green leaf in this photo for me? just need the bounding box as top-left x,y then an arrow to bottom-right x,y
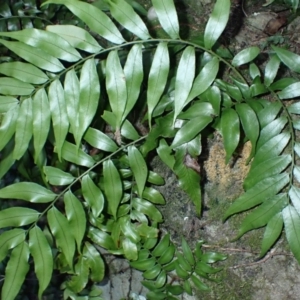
29,226 -> 53,299
181,237 -> 195,266
278,82 -> 300,99
0,207 -> 39,229
178,102 -> 215,119
232,46 -> 260,67
43,166 -> 75,185
257,101 -> 281,128
223,173 -> 289,220
152,0 -> 179,39
142,187 -> 165,204
272,45 -> 300,73
191,274 -> 210,291
283,205 -> 300,263
264,54 -> 280,86
64,191 -> 86,252
103,159 -> 123,219
289,185 -> 300,215
87,226 -> 117,250
0,182 -> 56,203
147,42 -> 169,126
204,0 -> 230,49
260,212 -> 283,258
1,242 -> 30,300
132,197 -> 163,223
47,206 -> 75,268
220,108 -> 240,163
43,0 -> 125,44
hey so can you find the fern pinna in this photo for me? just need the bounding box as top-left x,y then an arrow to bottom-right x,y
0,0 -> 299,299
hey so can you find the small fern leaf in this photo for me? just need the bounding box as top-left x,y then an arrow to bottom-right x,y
152,0 -> 180,39
48,79 -> 69,161
289,186 -> 300,215
147,42 -> 169,127
33,89 -> 51,163
278,82 -> 300,99
83,242 -> 105,282
236,193 -> 288,239
77,58 -> 100,147
43,0 -> 125,44
257,101 -> 281,128
82,174 -> 104,218
64,69 -> 80,143
0,39 -> 64,72
29,226 -> 53,299
204,0 -> 230,49
251,132 -> 291,168
64,191 -> 86,253
220,108 -> 240,164
48,206 -> 75,269
0,207 -> 40,229
46,25 -> 102,53
132,197 -> 163,223
0,77 -> 34,96
87,227 -> 117,250
260,212 -> 283,258
0,182 -> 56,203
283,205 -> 300,263
123,44 -> 144,120
0,62 -> 48,84
13,97 -> 33,160
272,45 -> 300,74
244,155 -> 292,190
108,0 -> 150,40
106,50 -> 127,130
0,96 -> 18,113
0,105 -> 19,151
0,229 -> 25,263
103,160 -> 123,220
0,142 -> 15,180
1,241 -> 30,300
0,28 -> 82,62
223,173 -> 289,220
232,47 -> 260,67
128,145 -> 148,197
264,54 -> 281,87
187,57 -> 219,103
43,166 -> 75,186
173,46 -> 195,123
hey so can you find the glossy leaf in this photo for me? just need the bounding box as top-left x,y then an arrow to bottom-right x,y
109,0 -> 150,40
29,226 -> 53,299
142,187 -> 165,205
0,77 -> 33,97
147,42 -> 169,125
220,108 -> 240,163
0,207 -> 39,229
103,159 -> 123,219
82,174 -> 104,218
0,62 -> 48,84
84,127 -> 118,153
171,116 -> 212,148
232,46 -> 260,67
123,44 -> 144,120
32,89 -> 51,162
181,237 -> 195,266
244,155 -> 292,190
47,206 -> 75,268
13,97 -> 32,160
289,185 -> 300,216
0,96 -> 18,113
128,145 -> 148,197
106,50 -> 127,129
257,101 -> 281,128
64,191 -> 86,252
152,0 -> 179,39
278,82 -> 300,99
1,242 -> 30,300
60,141 -> 95,168
191,274 -> 210,291
283,205 -> 300,263
132,197 -> 163,223
87,226 -> 117,250
0,142 -> 15,180
0,182 -> 56,203
0,104 -> 19,151
236,103 -> 259,158
236,194 -> 287,238
43,166 -> 75,186
260,212 -> 283,257
83,242 -> 105,282
0,28 -> 81,62
64,69 -> 79,142
204,0 -> 230,49
187,57 -> 219,103
46,25 -> 102,53
173,46 -> 195,122
288,102 -> 300,114
272,45 -> 300,73
0,38 -> 64,72
264,54 -> 280,86
0,229 -> 25,263
157,138 -> 175,170
49,79 -> 69,161
43,0 -> 125,44
122,237 -> 138,260
224,173 -> 289,220
76,58 -> 100,146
